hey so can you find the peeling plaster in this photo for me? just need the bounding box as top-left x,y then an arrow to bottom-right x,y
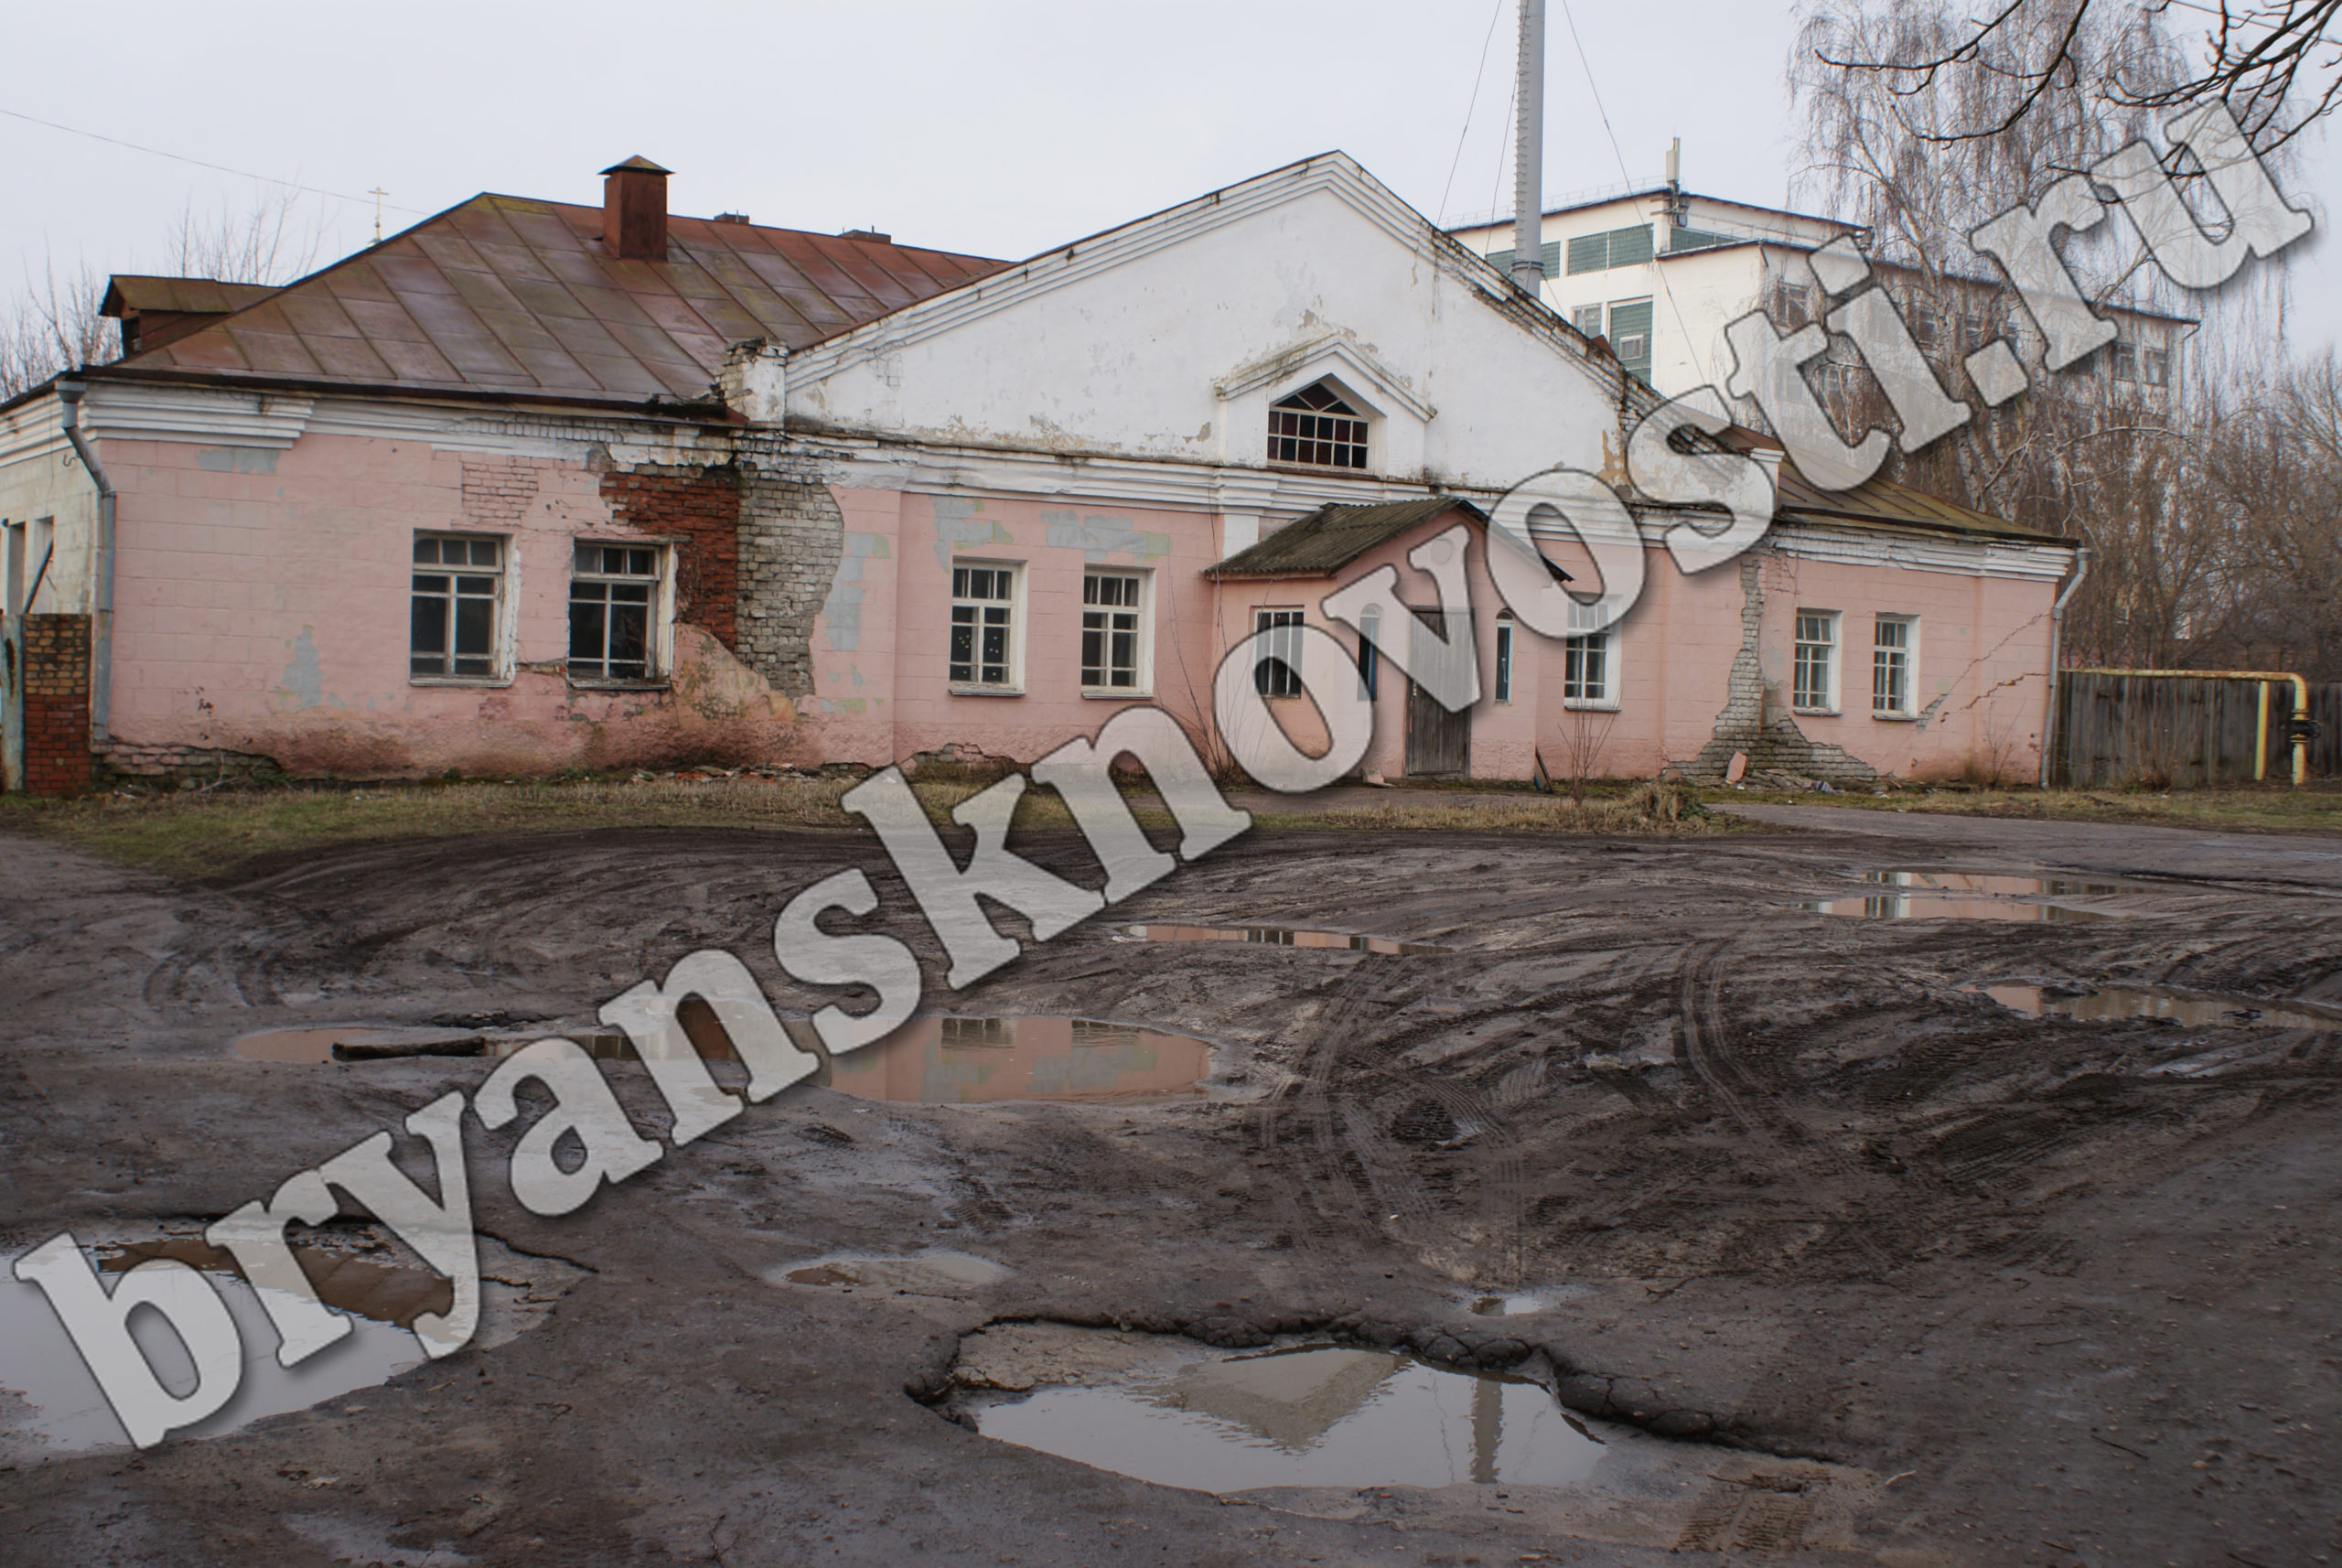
821,532 -> 892,651
930,496 -> 1015,566
1040,510 -> 1173,564
281,628 -> 324,709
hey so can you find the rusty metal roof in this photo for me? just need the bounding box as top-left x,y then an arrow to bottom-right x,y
104,194 -> 1007,407
1731,430 -> 2051,542
100,275 -> 280,317
1207,499 -> 1494,579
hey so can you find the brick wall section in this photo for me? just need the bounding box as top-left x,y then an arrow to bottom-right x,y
1691,552 -> 1878,783
735,462 -> 843,697
599,464 -> 742,651
460,456 -> 544,526
21,613 -> 91,795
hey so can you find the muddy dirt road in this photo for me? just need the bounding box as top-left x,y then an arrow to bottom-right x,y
2,813 -> 2337,1565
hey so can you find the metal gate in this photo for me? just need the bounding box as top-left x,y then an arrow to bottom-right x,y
1403,606 -> 1471,777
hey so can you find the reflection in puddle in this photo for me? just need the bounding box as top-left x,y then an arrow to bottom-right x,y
0,1240 -> 436,1455
1861,870 -> 2137,897
1119,924 -> 1451,956
971,1344 -> 1601,1492
1468,1292 -> 1547,1317
777,1251 -> 1012,1294
820,1016 -> 1212,1105
1967,982 -> 2342,1031
232,1006 -> 724,1064
1807,868 -> 2138,922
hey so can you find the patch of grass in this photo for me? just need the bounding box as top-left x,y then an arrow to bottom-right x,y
1253,780 -> 1730,836
0,778 -> 1038,880
0,774 -> 1731,880
1714,780 -> 2342,834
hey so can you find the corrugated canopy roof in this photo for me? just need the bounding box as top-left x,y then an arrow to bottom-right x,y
103,194 -> 1008,407
1207,499 -> 1497,579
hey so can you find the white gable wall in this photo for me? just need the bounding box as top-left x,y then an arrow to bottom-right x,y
783,157 -> 1629,496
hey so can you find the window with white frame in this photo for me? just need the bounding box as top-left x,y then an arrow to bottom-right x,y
1357,606 -> 1380,700
951,564 -> 1019,688
1495,612 -> 1514,703
1873,615 -> 1916,716
1562,600 -> 1612,707
569,542 -> 665,682
1794,610 -> 1839,712
1081,570 -> 1144,693
1267,381 -> 1369,470
412,533 -> 504,680
1254,607 -> 1305,697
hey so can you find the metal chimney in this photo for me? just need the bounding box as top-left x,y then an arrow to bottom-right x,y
1511,0 -> 1546,295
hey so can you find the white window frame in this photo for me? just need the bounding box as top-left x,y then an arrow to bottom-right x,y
1080,568 -> 1151,698
1254,607 -> 1305,699
1793,609 -> 1840,714
1494,613 -> 1514,703
1357,605 -> 1381,701
1873,614 -> 1918,719
1561,599 -> 1617,710
411,532 -> 510,685
949,560 -> 1024,694
568,540 -> 673,687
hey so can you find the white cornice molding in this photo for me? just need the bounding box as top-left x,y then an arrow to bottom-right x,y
81,382 -> 316,447
1772,519 -> 2072,581
1214,332 -> 1435,422
0,395 -> 66,467
785,155 -> 1599,392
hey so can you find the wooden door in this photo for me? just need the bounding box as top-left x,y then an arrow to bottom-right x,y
1403,606 -> 1471,777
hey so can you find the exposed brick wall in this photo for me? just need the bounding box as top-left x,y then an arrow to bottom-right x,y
1690,552 -> 1879,783
21,614 -> 91,795
600,463 -> 741,651
736,462 -> 843,697
460,456 -> 544,527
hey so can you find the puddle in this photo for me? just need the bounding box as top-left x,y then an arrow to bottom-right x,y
238,1009 -> 1216,1107
775,1250 -> 1012,1295
232,1007 -> 725,1064
0,1232 -> 573,1459
1118,923 -> 1451,956
1860,870 -> 2138,897
954,1327 -> 1601,1493
817,1016 -> 1212,1105
1967,982 -> 2342,1031
1468,1291 -> 1549,1317
1805,868 -> 2142,922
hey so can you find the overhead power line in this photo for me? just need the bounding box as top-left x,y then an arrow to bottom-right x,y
0,105 -> 425,216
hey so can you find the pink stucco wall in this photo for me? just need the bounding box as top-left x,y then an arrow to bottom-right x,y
95,431 -> 795,777
806,488 -> 1226,766
1204,510 -> 2057,784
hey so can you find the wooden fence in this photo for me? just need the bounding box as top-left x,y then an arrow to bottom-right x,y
2052,671 -> 2338,787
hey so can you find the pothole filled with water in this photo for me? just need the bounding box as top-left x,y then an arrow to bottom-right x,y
773,1250 -> 1013,1296
1117,924 -> 1451,956
0,1231 -> 579,1460
1804,870 -> 2133,922
1965,982 -> 2342,1031
940,1322 -> 1603,1493
233,1009 -> 1217,1106
812,1016 -> 1214,1105
231,1024 -> 641,1064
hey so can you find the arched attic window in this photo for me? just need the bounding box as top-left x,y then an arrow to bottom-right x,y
1268,381 -> 1370,470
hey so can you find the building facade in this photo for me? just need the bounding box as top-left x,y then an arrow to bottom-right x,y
0,152 -> 2075,796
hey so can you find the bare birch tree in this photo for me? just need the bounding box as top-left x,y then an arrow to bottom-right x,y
0,188 -> 325,400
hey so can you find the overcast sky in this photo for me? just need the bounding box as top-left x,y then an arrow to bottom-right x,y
4,1 -> 2335,365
